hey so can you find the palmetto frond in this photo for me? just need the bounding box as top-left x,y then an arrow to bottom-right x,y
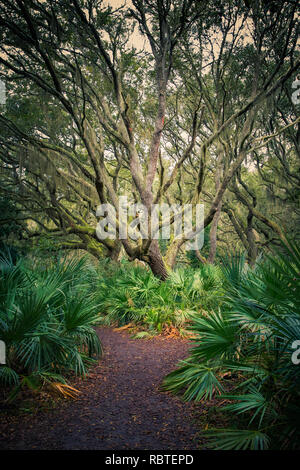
0,254 -> 102,401
164,240 -> 300,449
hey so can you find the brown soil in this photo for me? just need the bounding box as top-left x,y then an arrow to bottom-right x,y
0,327 -> 204,450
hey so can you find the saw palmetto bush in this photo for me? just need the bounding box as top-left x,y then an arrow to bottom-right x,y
0,253 -> 102,400
96,264 -> 173,327
96,260 -> 223,332
163,242 -> 300,450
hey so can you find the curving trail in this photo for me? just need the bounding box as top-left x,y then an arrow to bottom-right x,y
0,328 -> 202,450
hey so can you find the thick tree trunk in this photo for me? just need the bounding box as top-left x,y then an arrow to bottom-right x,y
144,240 -> 169,280
164,239 -> 182,270
83,236 -> 122,263
108,241 -> 122,262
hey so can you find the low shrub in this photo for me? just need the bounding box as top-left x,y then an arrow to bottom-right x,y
0,253 -> 102,401
163,242 -> 300,449
96,260 -> 224,333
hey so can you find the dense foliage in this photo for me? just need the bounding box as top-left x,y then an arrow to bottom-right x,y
0,0 -> 298,277
0,253 -> 102,401
96,260 -> 223,334
0,0 -> 298,451
1,240 -> 300,450
163,242 -> 300,449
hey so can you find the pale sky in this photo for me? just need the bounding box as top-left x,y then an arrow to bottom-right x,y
104,0 -> 149,50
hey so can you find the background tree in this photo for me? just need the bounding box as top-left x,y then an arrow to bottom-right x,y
0,0 -> 298,277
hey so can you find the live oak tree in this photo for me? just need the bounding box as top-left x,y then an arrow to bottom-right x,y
0,0 -> 299,277
171,0 -> 299,263
219,67 -> 300,265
